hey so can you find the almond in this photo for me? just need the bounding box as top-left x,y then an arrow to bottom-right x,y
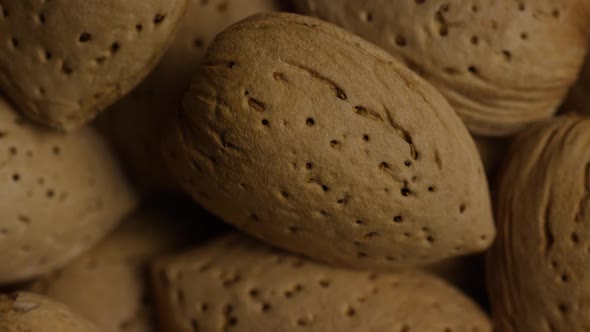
163,13 -> 494,270
293,0 -> 589,136
0,97 -> 137,284
152,233 -> 492,332
0,0 -> 188,130
488,115 -> 590,331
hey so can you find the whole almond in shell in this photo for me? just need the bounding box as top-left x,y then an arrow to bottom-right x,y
488,115 -> 590,331
164,12 -> 494,270
0,0 -> 188,130
152,233 -> 492,332
0,97 -> 137,284
293,0 -> 589,136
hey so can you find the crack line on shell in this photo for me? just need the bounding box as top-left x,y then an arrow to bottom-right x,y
280,59 -> 418,160
542,199 -> 555,259
574,162 -> 590,222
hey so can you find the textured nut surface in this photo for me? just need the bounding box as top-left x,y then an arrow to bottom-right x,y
0,0 -> 188,130
152,233 -> 492,332
0,292 -> 102,332
488,115 -> 590,331
29,207 -> 214,332
293,0 -> 589,136
96,0 -> 280,193
164,12 -> 494,270
0,97 -> 137,284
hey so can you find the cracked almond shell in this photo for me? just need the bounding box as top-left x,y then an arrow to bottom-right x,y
152,233 -> 492,332
488,115 -> 590,331
293,0 -> 589,136
0,0 -> 188,131
164,12 -> 495,270
0,97 -> 138,284
0,292 -> 101,332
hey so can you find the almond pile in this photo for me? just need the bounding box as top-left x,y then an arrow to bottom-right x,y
1,1 -> 589,331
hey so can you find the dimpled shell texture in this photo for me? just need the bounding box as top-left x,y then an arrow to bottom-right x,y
29,208 -> 206,332
152,234 -> 492,332
488,116 -> 590,331
293,0 -> 589,136
0,0 -> 188,131
0,98 -> 137,284
0,292 -> 102,332
96,0 -> 280,193
165,13 -> 494,270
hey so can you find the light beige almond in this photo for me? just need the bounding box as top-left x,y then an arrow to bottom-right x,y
488,115 -> 590,331
293,0 -> 589,136
0,292 -> 102,332
164,12 -> 494,270
0,97 -> 137,284
96,0 -> 281,193
0,0 -> 188,130
152,233 -> 492,332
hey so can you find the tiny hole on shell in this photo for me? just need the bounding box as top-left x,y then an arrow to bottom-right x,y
153,14 -> 166,24
395,36 -> 407,46
79,32 -> 92,43
110,42 -> 120,54
393,215 -> 403,223
306,118 -> 315,126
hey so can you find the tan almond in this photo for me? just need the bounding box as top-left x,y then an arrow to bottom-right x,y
488,115 -> 590,331
0,97 -> 137,284
163,12 -> 494,270
152,233 -> 492,332
0,0 -> 188,130
293,0 -> 589,136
